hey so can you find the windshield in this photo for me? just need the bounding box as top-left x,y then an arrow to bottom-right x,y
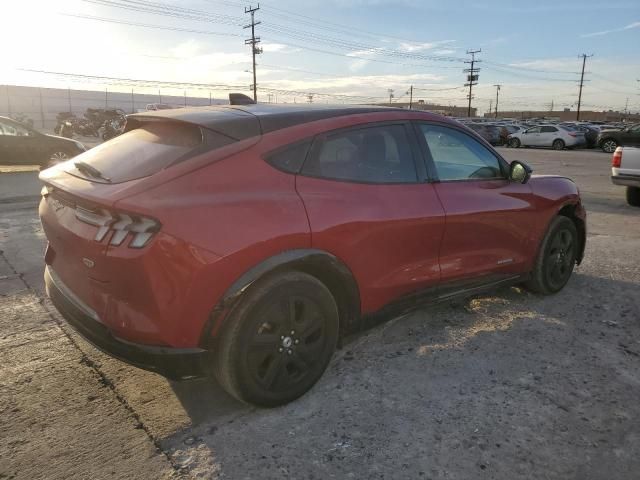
65,122 -> 207,183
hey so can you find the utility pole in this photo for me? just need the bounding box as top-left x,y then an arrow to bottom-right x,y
464,49 -> 481,117
105,88 -> 108,108
388,88 -> 394,106
244,4 -> 262,102
307,94 -> 314,104
488,99 -> 492,118
408,85 -> 413,109
550,99 -> 554,112
576,53 -> 593,121
131,88 -> 135,113
493,84 -> 501,119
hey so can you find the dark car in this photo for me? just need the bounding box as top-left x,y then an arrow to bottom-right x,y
0,116 -> 86,167
598,123 -> 640,153
40,104 -> 586,406
467,123 -> 501,145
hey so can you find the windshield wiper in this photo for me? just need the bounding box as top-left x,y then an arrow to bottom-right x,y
74,161 -> 111,183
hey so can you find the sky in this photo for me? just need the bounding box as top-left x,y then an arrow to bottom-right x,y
4,0 -> 640,113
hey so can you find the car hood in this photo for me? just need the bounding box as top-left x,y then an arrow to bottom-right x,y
598,128 -> 623,135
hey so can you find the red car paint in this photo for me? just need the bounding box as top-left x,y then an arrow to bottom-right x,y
39,106 -> 585,356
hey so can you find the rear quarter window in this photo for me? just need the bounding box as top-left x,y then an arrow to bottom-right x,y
264,140 -> 311,174
67,122 -> 235,183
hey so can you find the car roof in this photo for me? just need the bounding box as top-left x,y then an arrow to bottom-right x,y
125,104 -> 448,141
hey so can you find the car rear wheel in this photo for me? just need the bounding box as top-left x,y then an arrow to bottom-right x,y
552,139 -> 565,150
601,139 -> 618,153
525,216 -> 578,295
627,186 -> 640,207
509,138 -> 521,148
214,271 -> 339,407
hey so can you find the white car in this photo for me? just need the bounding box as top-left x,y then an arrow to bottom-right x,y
508,125 -> 586,150
611,146 -> 640,206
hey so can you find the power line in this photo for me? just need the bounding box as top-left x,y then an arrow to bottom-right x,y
464,49 -> 481,117
576,53 -> 593,121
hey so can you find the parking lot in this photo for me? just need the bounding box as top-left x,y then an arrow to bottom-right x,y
1,147 -> 639,479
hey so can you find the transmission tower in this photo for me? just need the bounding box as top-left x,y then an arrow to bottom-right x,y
464,49 -> 481,117
244,4 -> 262,102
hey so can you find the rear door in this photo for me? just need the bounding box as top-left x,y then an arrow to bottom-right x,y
414,122 -> 538,284
540,126 -> 560,146
295,122 -> 446,314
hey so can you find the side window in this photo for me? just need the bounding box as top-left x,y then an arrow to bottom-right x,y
419,124 -> 505,181
302,124 -> 418,184
526,127 -> 541,134
264,140 -> 311,174
541,126 -> 557,133
0,121 -> 30,136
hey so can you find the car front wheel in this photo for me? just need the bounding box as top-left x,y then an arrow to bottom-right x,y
525,216 -> 578,295
214,271 -> 339,407
41,150 -> 71,170
509,138 -> 521,148
552,139 -> 565,150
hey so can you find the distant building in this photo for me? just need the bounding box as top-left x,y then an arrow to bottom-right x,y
483,110 -> 640,122
374,100 -> 476,118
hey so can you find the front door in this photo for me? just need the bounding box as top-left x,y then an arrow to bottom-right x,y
414,122 -> 538,284
522,126 -> 542,146
295,122 -> 446,314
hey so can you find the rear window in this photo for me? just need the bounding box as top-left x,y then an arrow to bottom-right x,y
66,122 -> 233,183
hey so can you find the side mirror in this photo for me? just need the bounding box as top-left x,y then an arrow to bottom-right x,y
510,160 -> 532,184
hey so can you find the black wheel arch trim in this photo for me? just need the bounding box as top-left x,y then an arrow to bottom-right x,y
200,249 -> 361,347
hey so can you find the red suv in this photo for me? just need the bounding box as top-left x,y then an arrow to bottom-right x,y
40,105 -> 586,406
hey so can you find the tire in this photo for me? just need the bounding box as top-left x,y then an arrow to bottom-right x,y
627,186 -> 640,207
601,139 -> 618,153
509,138 -> 521,148
552,139 -> 565,150
214,271 -> 339,407
525,216 -> 578,295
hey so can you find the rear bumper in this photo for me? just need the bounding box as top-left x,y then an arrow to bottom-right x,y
44,266 -> 209,380
612,174 -> 640,188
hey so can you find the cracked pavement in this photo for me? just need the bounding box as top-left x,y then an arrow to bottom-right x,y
1,148 -> 639,479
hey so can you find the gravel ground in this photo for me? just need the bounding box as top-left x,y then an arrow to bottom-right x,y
0,147 -> 639,479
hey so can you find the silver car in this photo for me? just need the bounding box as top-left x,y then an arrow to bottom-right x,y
508,125 -> 586,150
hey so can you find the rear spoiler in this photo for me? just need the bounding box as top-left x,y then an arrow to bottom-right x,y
229,93 -> 256,105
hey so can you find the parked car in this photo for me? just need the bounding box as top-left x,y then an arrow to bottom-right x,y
0,116 -> 86,168
39,104 -> 586,406
508,125 -> 585,150
598,123 -> 640,153
467,123 -> 501,145
611,146 -> 640,206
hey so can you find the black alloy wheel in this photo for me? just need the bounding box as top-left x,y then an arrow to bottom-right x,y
214,271 -> 339,407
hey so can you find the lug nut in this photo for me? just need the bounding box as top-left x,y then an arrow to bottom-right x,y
294,339 -> 299,344
290,330 -> 295,335
280,335 -> 284,340
287,349 -> 292,355
278,347 -> 283,353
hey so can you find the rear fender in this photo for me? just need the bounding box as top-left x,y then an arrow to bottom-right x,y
200,249 -> 361,347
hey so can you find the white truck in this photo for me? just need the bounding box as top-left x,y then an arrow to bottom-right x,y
612,147 -> 640,206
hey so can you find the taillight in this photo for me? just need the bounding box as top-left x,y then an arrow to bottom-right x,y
75,207 -> 160,248
612,147 -> 622,168
568,132 -> 577,137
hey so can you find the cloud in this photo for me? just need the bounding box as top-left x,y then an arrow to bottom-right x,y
581,21 -> 640,37
398,40 -> 455,53
261,43 -> 287,53
432,49 -> 456,56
